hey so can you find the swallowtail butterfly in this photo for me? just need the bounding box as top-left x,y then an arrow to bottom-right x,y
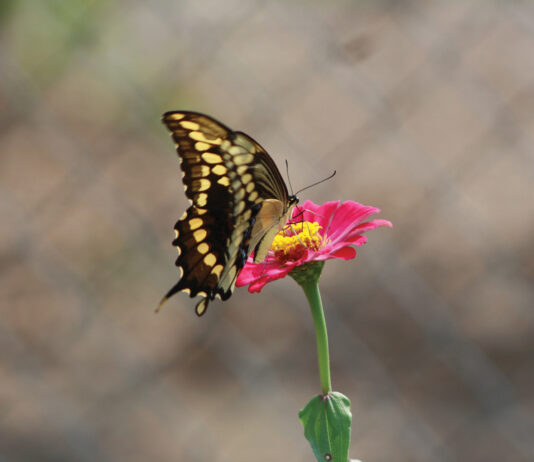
159,111 -> 298,316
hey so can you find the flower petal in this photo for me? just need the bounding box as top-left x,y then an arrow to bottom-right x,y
333,234 -> 368,248
236,261 -> 294,293
326,201 -> 382,241
329,246 -> 357,260
339,218 -> 393,244
313,245 -> 357,261
294,200 -> 341,230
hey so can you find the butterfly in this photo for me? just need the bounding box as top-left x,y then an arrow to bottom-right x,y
159,111 -> 299,316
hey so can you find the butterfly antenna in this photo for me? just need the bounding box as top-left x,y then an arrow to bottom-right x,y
285,159 -> 295,196
295,170 -> 336,196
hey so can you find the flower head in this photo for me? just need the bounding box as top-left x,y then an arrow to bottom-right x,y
236,200 -> 392,293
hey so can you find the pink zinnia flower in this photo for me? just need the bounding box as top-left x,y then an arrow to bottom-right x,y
236,200 -> 392,293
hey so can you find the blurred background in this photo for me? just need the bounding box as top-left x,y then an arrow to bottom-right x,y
1,1 -> 533,461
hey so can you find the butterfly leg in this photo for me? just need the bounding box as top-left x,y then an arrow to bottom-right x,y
289,223 -> 306,247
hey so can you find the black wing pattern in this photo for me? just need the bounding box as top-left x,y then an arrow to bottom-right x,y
159,111 -> 296,316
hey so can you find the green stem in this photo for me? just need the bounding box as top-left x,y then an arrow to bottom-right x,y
300,281 -> 332,395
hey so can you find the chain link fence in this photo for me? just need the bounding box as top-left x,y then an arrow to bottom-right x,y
1,1 -> 533,461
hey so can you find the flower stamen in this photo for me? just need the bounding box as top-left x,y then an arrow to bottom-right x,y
272,221 -> 324,264
290,223 -> 306,247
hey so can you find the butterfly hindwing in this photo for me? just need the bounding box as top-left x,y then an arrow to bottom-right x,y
249,199 -> 286,263
160,111 -> 296,315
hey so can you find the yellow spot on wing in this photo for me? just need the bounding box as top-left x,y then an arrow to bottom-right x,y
201,152 -> 223,164
228,145 -> 247,155
191,165 -> 210,177
193,179 -> 211,192
203,253 -> 217,266
190,131 -> 222,144
180,120 -> 200,130
196,193 -> 208,207
235,200 -> 245,215
193,229 -> 207,242
189,218 -> 203,230
232,135 -> 254,151
195,141 -> 211,151
211,264 -> 224,277
195,298 -> 208,316
217,177 -> 230,186
234,154 -> 254,165
167,113 -> 185,121
212,164 -> 227,175
197,242 -> 209,254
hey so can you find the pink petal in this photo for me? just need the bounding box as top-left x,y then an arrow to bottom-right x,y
293,200 -> 341,230
329,246 -> 357,260
313,246 -> 357,261
248,266 -> 293,293
339,218 -> 393,244
237,261 -> 294,293
236,263 -> 264,285
331,235 -> 368,249
336,219 -> 392,243
326,201 -> 382,241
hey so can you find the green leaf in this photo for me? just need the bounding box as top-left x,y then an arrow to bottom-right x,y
299,391 -> 352,462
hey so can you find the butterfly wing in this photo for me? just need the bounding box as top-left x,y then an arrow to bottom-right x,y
247,198 -> 294,263
160,111 -> 291,316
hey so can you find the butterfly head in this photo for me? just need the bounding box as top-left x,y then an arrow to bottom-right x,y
288,194 -> 299,207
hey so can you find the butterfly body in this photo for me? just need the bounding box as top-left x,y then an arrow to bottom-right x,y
160,111 -> 298,316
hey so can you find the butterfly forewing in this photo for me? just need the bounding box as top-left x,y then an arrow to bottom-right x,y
233,132 -> 289,202
160,111 -> 295,316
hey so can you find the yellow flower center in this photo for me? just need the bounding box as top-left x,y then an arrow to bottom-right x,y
271,221 -> 324,263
